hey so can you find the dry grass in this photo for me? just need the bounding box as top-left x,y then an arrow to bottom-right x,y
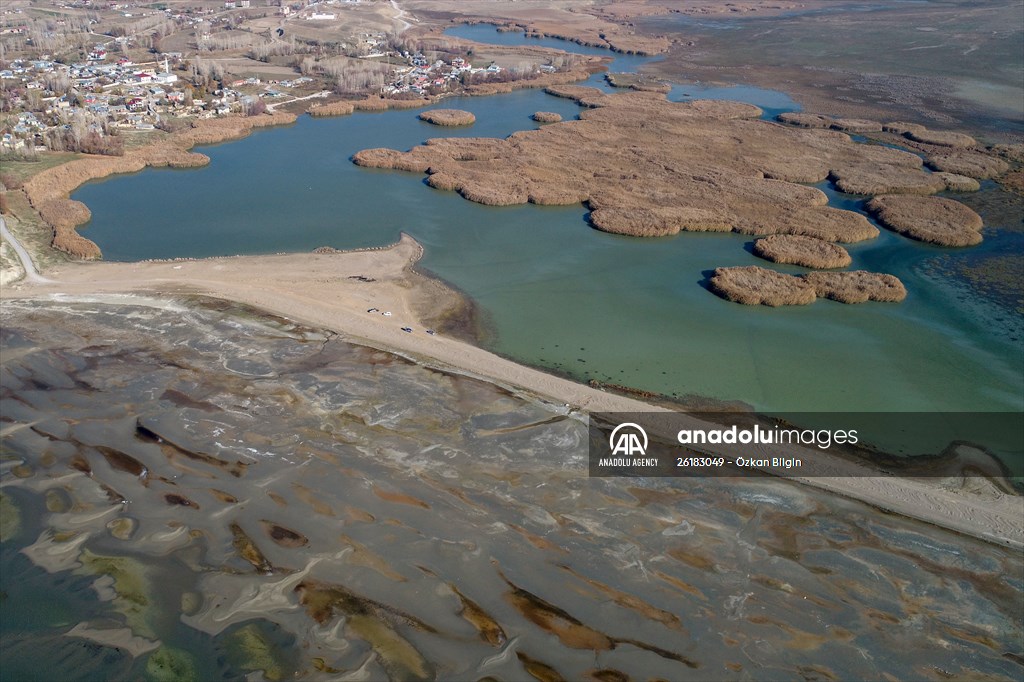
804,271 -> 907,303
590,206 -> 733,236
709,265 -> 906,306
544,85 -> 611,108
935,173 -> 981,192
532,111 -> 563,123
462,66 -> 599,96
997,169 -> 1024,194
604,72 -> 671,93
830,118 -> 883,133
906,129 -> 977,148
882,121 -> 927,136
866,194 -> 984,247
308,101 -> 356,118
491,18 -> 668,55
776,112 -> 832,128
990,144 -> 1024,163
753,234 -> 852,269
418,109 -> 477,126
828,162 -> 945,195
353,97 -> 429,112
355,88 -> 953,243
926,151 -> 1010,179
776,116 -> 999,185
708,266 -> 816,306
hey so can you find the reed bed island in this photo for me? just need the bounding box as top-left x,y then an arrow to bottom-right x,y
418,109 -> 477,126
866,195 -> 986,247
753,235 -> 852,269
709,267 -> 908,306
353,87 -> 1000,306
531,111 -> 562,123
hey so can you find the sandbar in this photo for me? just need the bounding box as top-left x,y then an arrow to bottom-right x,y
3,236 -> 1020,551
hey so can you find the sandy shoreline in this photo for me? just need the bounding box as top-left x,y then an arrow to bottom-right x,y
2,235 -> 1021,551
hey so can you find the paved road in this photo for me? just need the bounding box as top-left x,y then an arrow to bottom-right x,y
0,215 -> 54,284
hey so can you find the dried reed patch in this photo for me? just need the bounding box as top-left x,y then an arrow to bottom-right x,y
418,109 -> 476,126
532,111 -> 563,123
866,195 -> 984,247
708,266 -> 817,306
804,271 -> 907,303
753,235 -> 852,269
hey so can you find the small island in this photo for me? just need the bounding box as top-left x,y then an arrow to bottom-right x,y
418,109 -> 477,126
709,267 -> 907,306
532,111 -> 563,123
753,235 -> 852,269
866,195 -> 984,247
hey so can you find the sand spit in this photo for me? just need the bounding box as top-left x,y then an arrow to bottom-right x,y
418,109 -> 476,126
709,266 -> 907,305
708,266 -> 817,306
753,234 -> 852,269
532,111 -> 562,123
804,271 -> 907,303
866,195 -> 985,247
353,89 -> 963,243
3,238 -> 1022,551
19,113 -> 297,259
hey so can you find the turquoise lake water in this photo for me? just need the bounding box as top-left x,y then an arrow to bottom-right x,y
71,25 -> 1024,417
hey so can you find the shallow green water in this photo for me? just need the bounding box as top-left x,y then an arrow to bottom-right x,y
70,27 -> 1023,415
